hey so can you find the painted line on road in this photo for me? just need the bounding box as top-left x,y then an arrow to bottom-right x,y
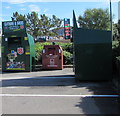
0,76 -> 75,80
0,94 -> 119,97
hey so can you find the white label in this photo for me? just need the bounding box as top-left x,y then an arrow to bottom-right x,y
50,59 -> 54,65
47,65 -> 57,67
5,38 -> 8,41
4,21 -> 24,26
43,49 -> 45,53
59,49 -> 61,53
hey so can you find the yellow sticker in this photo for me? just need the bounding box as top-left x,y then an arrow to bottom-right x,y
25,52 -> 30,55
6,68 -> 25,70
24,37 -> 28,40
11,35 -> 17,37
13,29 -> 21,31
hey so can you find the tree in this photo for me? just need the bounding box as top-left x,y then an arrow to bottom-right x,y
113,20 -> 120,40
51,15 -> 63,37
118,20 -> 120,38
11,12 -> 62,38
78,8 -> 110,30
12,12 -> 41,38
52,15 -> 62,28
39,14 -> 53,37
39,14 -> 62,38
113,23 -> 119,40
26,12 -> 40,38
12,12 -> 26,21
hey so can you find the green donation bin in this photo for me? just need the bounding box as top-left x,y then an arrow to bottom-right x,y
1,21 -> 35,72
73,11 -> 112,80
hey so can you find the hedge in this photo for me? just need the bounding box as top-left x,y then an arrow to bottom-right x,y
112,40 -> 120,81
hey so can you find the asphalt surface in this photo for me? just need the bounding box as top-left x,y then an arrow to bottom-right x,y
0,68 -> 119,115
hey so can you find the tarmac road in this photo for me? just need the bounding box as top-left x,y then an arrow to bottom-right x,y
0,68 -> 119,115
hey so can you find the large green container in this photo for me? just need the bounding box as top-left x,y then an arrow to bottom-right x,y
1,21 -> 35,72
73,11 -> 112,80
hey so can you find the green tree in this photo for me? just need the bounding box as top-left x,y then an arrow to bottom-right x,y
118,20 -> 120,38
52,15 -> 62,28
113,23 -> 119,40
39,14 -> 53,37
39,14 -> 62,38
78,8 -> 110,30
12,12 -> 26,21
12,12 -> 62,38
12,12 -> 40,38
113,20 -> 120,40
26,12 -> 40,38
51,15 -> 63,36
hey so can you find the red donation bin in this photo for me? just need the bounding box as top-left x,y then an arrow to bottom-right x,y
42,45 -> 63,70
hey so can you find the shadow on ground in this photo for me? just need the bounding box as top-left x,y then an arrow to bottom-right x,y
1,75 -> 75,87
74,81 -> 119,115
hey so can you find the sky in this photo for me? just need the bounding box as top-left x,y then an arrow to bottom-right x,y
118,1 -> 120,20
0,0 -> 120,29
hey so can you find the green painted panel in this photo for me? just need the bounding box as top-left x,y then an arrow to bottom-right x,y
74,28 -> 111,44
75,44 -> 112,80
27,34 -> 35,71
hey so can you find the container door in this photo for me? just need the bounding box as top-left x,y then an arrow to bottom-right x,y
6,37 -> 25,71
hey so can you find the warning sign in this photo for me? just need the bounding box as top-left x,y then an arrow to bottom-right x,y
17,47 -> 24,55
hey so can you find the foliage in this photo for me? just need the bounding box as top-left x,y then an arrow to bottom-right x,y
112,40 -> 120,75
63,51 -> 73,65
53,42 -> 73,64
113,22 -> 120,40
116,56 -> 120,61
112,40 -> 119,49
12,12 -> 26,21
112,41 -> 120,59
118,20 -> 120,38
35,43 -> 43,63
78,8 -> 110,30
26,12 -> 40,38
57,42 -> 73,54
12,12 -> 62,38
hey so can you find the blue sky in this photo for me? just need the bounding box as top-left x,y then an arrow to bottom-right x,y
1,0 -> 119,28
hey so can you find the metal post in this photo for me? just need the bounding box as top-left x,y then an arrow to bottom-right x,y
110,0 -> 113,40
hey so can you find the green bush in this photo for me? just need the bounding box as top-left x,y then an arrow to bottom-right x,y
112,40 -> 120,75
116,56 -> 120,61
63,51 -> 73,65
112,40 -> 119,49
57,42 -> 73,64
112,41 -> 120,58
57,42 -> 73,54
